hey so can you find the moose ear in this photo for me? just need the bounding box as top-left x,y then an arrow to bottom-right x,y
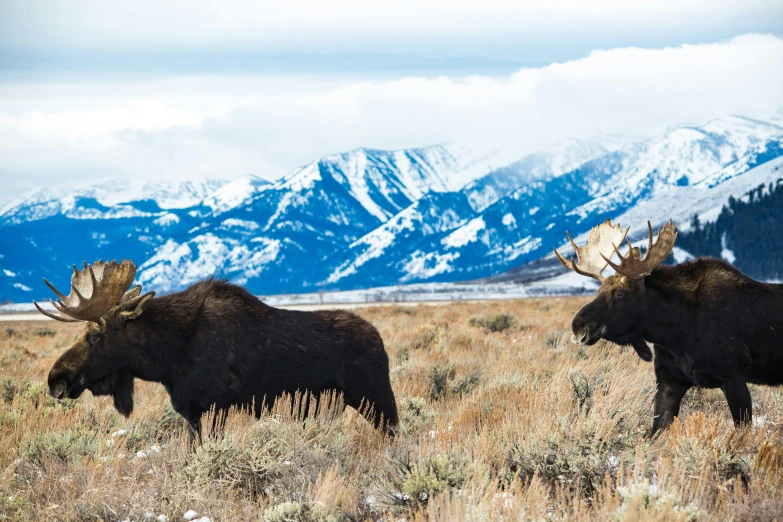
119,291 -> 155,320
121,285 -> 142,302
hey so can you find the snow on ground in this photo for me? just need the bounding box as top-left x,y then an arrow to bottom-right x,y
0,271 -> 597,317
720,233 -> 737,263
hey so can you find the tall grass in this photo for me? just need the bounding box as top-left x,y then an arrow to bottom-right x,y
1,297 -> 781,520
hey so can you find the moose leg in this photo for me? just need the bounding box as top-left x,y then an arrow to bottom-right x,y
651,380 -> 690,437
343,379 -> 399,437
650,346 -> 690,437
188,419 -> 203,447
368,381 -> 399,437
721,378 -> 752,426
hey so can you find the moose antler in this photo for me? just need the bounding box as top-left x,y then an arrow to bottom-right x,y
554,219 -> 630,281
602,220 -> 677,279
34,260 -> 138,323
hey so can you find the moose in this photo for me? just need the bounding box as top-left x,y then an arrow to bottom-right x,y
35,260 -> 399,440
555,219 -> 783,436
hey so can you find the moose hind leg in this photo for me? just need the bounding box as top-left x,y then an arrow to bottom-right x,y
721,378 -> 752,427
343,378 -> 399,436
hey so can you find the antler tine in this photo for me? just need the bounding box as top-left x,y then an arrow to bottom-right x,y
554,245 -> 572,268
43,278 -> 67,301
554,219 -> 630,282
33,300 -> 80,322
602,220 -> 678,279
52,299 -> 69,314
34,259 -> 139,323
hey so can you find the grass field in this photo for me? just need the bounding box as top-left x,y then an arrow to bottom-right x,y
1,297 -> 782,521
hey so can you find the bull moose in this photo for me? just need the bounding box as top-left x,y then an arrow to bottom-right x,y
35,260 -> 399,440
555,219 -> 783,435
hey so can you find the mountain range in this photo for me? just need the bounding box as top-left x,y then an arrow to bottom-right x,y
1,115 -> 782,302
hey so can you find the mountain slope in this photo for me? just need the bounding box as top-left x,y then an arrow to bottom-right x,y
676,172 -> 783,280
25,145 -> 491,296
322,140 -> 611,287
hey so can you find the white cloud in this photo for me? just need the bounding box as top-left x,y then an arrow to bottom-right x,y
2,1 -> 780,53
1,34 -> 782,200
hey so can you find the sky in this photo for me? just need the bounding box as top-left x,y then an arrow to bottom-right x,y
1,0 -> 783,203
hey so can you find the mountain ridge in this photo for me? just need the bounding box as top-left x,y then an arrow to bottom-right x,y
2,115 -> 782,302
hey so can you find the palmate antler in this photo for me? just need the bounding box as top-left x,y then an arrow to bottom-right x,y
34,260 -> 139,323
602,220 -> 678,279
554,219 -> 630,281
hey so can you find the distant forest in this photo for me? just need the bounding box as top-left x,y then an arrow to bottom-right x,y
677,175 -> 783,281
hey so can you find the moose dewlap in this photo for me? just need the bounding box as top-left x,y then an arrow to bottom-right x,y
36,260 -> 399,440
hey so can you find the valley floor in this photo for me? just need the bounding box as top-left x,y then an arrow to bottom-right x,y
1,297 -> 782,521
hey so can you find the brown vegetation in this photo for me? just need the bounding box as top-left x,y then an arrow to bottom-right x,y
2,297 -> 782,521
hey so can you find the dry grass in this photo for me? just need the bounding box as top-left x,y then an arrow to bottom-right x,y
1,297 -> 782,521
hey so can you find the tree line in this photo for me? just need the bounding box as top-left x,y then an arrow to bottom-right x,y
677,174 -> 783,281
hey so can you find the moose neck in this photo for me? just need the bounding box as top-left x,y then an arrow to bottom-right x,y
117,295 -> 192,386
638,265 -> 694,349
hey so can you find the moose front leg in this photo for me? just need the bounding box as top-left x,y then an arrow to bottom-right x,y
651,379 -> 690,437
188,419 -> 203,447
721,378 -> 752,427
650,346 -> 691,437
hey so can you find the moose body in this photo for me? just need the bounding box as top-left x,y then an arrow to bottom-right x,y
556,220 -> 783,435
39,263 -> 398,438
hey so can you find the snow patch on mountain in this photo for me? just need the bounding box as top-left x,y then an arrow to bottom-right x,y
153,213 -> 180,227
442,217 -> 485,249
203,175 -> 271,215
220,218 -> 259,230
138,233 -> 283,291
401,251 -> 459,282
671,247 -> 695,264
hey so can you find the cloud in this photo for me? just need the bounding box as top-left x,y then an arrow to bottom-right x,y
2,0 -> 781,54
1,34 -> 783,200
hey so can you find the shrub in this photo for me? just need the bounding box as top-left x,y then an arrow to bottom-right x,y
18,430 -> 100,467
428,364 -> 481,400
3,378 -> 17,403
398,396 -> 435,432
263,502 -> 303,522
402,453 -> 463,502
468,314 -> 518,333
125,406 -> 185,449
32,327 -> 56,337
183,438 -> 274,497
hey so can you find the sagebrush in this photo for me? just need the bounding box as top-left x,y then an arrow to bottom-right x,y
1,297 -> 782,521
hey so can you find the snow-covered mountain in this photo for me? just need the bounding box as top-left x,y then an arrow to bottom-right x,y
0,180 -> 228,225
2,115 -> 782,302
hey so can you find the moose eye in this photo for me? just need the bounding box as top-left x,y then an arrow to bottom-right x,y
615,290 -> 626,298
89,333 -> 101,344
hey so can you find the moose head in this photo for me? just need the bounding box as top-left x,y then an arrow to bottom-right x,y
34,260 -> 154,416
554,219 -> 678,361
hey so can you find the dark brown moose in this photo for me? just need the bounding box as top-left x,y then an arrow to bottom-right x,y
36,260 -> 399,440
555,219 -> 783,436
